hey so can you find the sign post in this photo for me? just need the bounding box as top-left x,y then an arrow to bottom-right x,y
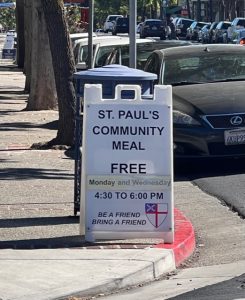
80,84 -> 174,243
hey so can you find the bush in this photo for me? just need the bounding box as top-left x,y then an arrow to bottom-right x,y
0,7 -> 16,32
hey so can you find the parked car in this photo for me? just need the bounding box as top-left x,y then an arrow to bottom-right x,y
213,21 -> 231,43
70,32 -> 97,48
176,17 -> 195,38
231,28 -> 245,45
104,39 -> 193,69
198,23 -> 211,43
111,17 -> 129,35
144,44 -> 245,158
226,17 -> 245,43
186,21 -> 210,41
208,21 -> 219,43
139,19 -> 166,40
103,14 -> 123,33
73,36 -> 192,71
73,36 -> 156,70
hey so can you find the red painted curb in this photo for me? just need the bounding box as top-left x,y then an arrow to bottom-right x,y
154,208 -> 196,267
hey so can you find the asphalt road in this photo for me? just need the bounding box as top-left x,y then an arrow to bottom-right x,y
175,158 -> 245,217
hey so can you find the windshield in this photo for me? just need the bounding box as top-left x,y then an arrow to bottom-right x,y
163,53 -> 245,85
237,19 -> 245,27
117,18 -> 129,25
108,16 -> 120,22
94,43 -> 156,69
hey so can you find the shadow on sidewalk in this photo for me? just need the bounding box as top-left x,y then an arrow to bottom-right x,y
0,235 -> 89,249
0,216 -> 78,228
0,167 -> 74,180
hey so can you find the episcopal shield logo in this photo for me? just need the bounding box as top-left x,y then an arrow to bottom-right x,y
145,203 -> 168,228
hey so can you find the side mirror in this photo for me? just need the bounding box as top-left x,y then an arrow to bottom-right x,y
76,62 -> 88,71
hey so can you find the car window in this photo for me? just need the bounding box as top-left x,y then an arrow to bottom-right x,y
79,45 -> 89,63
94,42 -> 157,70
222,23 -> 231,29
163,54 -> 245,85
108,16 -> 120,22
237,19 -> 245,27
197,23 -> 207,28
146,20 -> 162,25
190,22 -> 197,28
78,45 -> 96,64
95,45 -> 121,67
216,23 -> 222,29
182,20 -> 194,26
144,53 -> 161,79
117,18 -> 129,25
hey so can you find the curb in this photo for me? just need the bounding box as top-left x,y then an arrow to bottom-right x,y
154,208 -> 196,266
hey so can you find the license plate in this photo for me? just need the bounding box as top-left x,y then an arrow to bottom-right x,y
224,128 -> 245,145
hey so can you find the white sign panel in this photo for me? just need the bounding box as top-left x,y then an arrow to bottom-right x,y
80,84 -> 174,242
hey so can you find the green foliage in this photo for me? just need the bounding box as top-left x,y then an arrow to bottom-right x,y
64,6 -> 84,33
0,7 -> 16,31
94,0 -> 128,29
94,0 -> 163,29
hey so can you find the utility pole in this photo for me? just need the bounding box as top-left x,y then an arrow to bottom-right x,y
88,0 -> 94,69
129,0 -> 136,68
186,0 -> 191,19
209,0 -> 213,22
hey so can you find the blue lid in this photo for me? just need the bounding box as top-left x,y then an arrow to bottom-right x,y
73,64 -> 157,81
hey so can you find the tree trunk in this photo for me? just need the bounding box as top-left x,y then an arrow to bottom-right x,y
16,0 -> 25,68
23,0 -> 32,92
42,0 -> 76,146
26,0 -> 57,111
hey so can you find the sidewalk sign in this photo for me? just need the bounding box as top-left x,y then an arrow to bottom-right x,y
80,84 -> 174,243
2,32 -> 16,59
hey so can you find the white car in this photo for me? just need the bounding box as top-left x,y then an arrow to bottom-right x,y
103,15 -> 123,33
70,32 -> 97,48
73,35 -> 156,70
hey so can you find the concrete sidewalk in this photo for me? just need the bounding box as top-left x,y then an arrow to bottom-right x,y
0,63 -> 195,300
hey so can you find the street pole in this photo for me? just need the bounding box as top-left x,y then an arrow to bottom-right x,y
197,0 -> 201,21
186,0 -> 191,19
88,0 -> 94,69
209,0 -> 213,22
129,0 -> 136,68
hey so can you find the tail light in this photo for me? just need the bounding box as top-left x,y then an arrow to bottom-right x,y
239,38 -> 245,45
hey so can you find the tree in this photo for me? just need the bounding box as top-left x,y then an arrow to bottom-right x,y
222,0 -> 238,20
0,3 -> 16,31
15,0 -> 25,68
23,0 -> 32,92
42,0 -> 76,147
26,0 -> 57,111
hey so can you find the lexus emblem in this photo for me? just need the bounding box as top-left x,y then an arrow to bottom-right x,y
230,116 -> 243,126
